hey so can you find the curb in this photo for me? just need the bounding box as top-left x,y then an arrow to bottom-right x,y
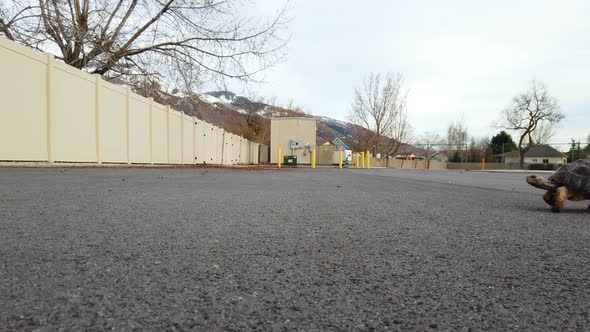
468,169 -> 554,174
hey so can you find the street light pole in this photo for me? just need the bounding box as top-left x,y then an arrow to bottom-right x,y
502,143 -> 505,168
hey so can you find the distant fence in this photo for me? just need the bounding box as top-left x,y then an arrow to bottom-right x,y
358,158 -> 549,171
0,38 -> 259,165
350,156 -> 447,170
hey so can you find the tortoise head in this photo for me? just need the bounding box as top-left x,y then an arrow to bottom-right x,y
526,174 -> 558,191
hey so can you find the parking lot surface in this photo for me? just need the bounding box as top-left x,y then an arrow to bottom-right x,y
1,167 -> 588,331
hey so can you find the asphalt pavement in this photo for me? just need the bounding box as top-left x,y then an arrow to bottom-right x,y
0,167 -> 589,331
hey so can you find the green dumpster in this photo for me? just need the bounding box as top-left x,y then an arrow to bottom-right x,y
283,155 -> 297,167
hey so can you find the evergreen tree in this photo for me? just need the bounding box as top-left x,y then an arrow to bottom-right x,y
489,131 -> 518,155
566,140 -> 583,162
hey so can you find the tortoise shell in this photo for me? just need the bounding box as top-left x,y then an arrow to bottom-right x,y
548,159 -> 590,194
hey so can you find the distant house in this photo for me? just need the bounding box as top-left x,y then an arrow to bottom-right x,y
392,143 -> 448,162
498,145 -> 567,165
332,137 -> 350,151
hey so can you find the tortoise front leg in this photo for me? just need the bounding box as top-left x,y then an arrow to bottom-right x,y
551,187 -> 569,213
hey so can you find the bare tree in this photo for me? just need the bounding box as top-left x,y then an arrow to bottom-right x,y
350,72 -> 410,160
0,0 -> 289,87
381,99 -> 411,166
532,122 -> 557,144
418,132 -> 446,169
348,126 -> 372,153
240,91 -> 268,142
499,80 -> 564,169
446,121 -> 466,162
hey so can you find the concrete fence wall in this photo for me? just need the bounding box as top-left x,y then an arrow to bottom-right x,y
447,162 -> 540,170
0,38 -> 258,165
350,157 -> 448,170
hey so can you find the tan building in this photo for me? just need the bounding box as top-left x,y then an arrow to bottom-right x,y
270,117 -> 317,164
500,145 -> 567,165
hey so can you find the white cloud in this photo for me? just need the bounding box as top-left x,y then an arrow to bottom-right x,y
240,0 -> 589,143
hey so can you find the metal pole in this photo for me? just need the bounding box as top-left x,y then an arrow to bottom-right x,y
278,148 -> 282,168
502,143 -> 505,168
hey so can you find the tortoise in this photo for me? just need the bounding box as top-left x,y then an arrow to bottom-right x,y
526,159 -> 590,212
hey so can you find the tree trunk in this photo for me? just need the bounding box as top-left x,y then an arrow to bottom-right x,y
519,150 -> 525,169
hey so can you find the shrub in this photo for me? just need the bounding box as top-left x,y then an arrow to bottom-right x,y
528,163 -> 557,170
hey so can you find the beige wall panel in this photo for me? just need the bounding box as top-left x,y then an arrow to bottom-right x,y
52,64 -> 96,162
230,135 -> 239,165
0,39 -> 262,166
194,121 -> 207,164
246,141 -> 252,164
182,116 -> 193,164
195,121 -> 221,164
151,105 -> 168,163
168,111 -> 182,164
128,96 -> 150,163
254,143 -> 260,164
222,133 -> 232,165
204,123 -> 216,163
0,41 -> 47,161
249,142 -> 259,164
213,127 -> 224,164
400,159 -> 416,169
99,86 -> 126,163
247,142 -> 253,164
240,138 -> 248,164
429,160 -> 448,169
270,118 -> 316,164
208,126 -> 218,164
319,146 -> 338,165
233,135 -> 240,164
259,145 -> 270,163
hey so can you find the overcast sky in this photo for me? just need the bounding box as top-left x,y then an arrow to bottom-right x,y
241,0 -> 589,145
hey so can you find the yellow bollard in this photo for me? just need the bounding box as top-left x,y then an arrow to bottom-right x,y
482,158 -> 485,170
360,152 -> 365,168
339,150 -> 343,169
356,153 -> 360,168
278,148 -> 281,168
366,151 -> 370,169
311,149 -> 316,169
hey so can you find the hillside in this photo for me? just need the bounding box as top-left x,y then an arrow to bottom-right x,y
135,86 -> 372,146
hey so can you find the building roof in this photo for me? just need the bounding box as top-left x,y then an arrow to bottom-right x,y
395,143 -> 425,156
332,137 -> 350,150
499,145 -> 566,158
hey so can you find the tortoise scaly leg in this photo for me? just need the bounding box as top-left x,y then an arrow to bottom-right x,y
551,187 -> 568,213
543,191 -> 553,206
